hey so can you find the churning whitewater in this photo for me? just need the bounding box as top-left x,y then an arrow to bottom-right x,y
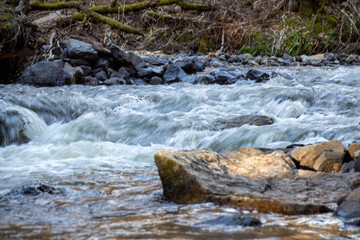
1,66 -> 360,239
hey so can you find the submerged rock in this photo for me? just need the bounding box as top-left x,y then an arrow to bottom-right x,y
0,107 -> 30,146
245,69 -> 270,83
215,115 -> 274,130
196,214 -> 261,227
20,61 -> 70,86
7,183 -> 63,196
155,148 -> 360,215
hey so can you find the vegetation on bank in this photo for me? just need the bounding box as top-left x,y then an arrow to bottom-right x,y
0,0 -> 359,83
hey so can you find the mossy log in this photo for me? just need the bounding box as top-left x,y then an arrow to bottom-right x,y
78,5 -> 144,35
29,0 -> 214,35
30,0 -> 214,14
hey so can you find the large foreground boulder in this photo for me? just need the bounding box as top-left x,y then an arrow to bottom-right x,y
155,148 -> 360,215
19,61 -> 70,86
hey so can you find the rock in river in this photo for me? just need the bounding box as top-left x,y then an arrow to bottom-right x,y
196,214 -> 261,227
20,61 -> 70,86
155,148 -> 360,215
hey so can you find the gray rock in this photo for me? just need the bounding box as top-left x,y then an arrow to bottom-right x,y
155,148 -> 360,215
94,58 -> 110,69
7,183 -> 62,196
80,76 -> 99,86
194,74 -> 215,84
110,68 -> 130,79
283,53 -> 293,62
104,77 -> 126,86
149,76 -> 163,85
246,69 -> 270,83
143,56 -> 169,66
229,54 -> 248,63
163,64 -> 189,84
346,54 -> 358,63
215,115 -> 274,130
324,52 -> 338,61
196,214 -> 261,227
299,55 -> 311,64
335,187 -> 360,226
95,70 -> 108,81
174,56 -> 205,74
0,106 -> 31,147
127,52 -> 146,70
20,61 -> 70,86
355,158 -> 360,172
69,58 -> 90,66
79,65 -> 92,76
260,56 -> 269,65
66,38 -> 98,61
311,61 -> 323,66
109,44 -> 128,65
341,161 -> 355,173
212,71 -> 237,84
137,65 -> 164,78
64,62 -> 85,82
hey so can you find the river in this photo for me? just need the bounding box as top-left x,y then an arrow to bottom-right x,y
0,66 -> 360,239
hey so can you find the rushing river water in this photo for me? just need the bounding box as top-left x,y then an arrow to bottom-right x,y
1,66 -> 360,239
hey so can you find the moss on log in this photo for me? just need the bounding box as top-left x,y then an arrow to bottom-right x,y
78,5 -> 143,35
30,1 -> 81,10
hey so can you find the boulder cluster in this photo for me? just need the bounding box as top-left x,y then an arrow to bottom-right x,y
19,38 -> 360,87
155,141 -> 360,225
19,38 -> 275,87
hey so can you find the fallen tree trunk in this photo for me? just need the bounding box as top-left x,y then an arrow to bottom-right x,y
29,0 -> 214,35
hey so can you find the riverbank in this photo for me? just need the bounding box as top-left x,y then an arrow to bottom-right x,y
15,38 -> 360,87
1,0 -> 360,84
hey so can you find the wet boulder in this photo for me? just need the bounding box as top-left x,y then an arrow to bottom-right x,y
334,185 -> 360,226
245,69 -> 270,83
215,115 -> 274,130
163,64 -> 191,84
149,76 -> 163,85
0,107 -> 30,146
290,141 -> 345,170
19,61 -> 70,86
137,65 -> 164,78
174,56 -> 205,74
104,77 -> 126,86
155,148 -> 360,215
194,74 -> 215,84
196,214 -> 261,227
211,71 -> 237,84
65,38 -> 98,61
7,183 -> 63,196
